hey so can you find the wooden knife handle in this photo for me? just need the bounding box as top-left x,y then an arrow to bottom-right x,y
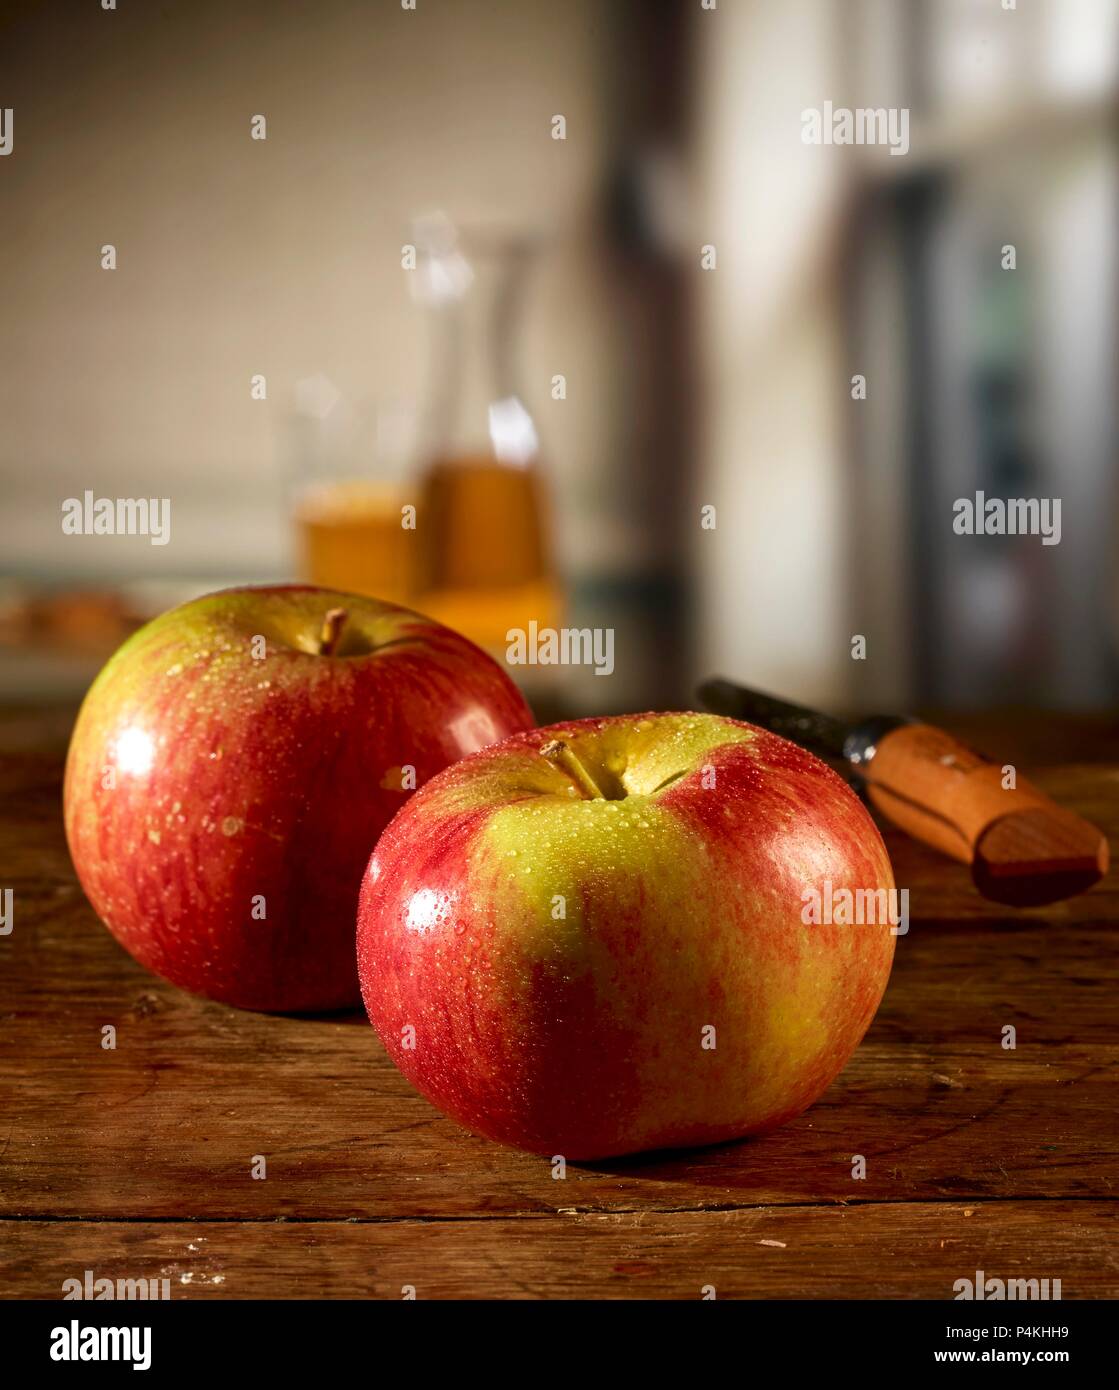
862,723 -> 1109,906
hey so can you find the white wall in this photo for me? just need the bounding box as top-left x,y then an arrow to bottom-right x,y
693,0 -> 851,709
0,0 -> 614,580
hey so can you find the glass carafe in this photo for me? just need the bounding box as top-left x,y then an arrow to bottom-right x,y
412,216 -> 562,653
290,378 -> 418,606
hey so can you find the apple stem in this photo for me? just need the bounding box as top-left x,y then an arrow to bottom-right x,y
539,738 -> 606,800
318,607 -> 348,656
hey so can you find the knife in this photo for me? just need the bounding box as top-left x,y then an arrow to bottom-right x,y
697,678 -> 1109,907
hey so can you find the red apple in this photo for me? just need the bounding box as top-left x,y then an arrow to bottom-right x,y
64,585 -> 534,1011
358,712 -> 896,1158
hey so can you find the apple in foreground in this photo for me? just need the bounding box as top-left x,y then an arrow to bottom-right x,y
64,585 -> 534,1011
358,712 -> 897,1158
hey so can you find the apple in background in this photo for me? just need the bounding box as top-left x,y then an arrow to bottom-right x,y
64,585 -> 534,1011
358,712 -> 896,1159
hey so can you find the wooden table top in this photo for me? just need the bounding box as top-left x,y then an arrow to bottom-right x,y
2,705 -> 1116,1300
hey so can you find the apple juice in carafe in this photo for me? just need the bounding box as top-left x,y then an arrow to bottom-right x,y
412,219 -> 562,652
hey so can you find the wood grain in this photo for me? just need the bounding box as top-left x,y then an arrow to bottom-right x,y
2,1203 -> 1111,1300
1,706 -> 1117,1297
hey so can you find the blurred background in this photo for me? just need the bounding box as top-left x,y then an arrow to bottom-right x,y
1,0 -> 1116,721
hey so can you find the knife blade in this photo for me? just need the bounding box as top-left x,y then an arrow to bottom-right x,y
697,678 -> 905,768
697,677 -> 1109,907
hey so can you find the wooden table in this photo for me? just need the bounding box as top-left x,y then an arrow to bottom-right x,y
2,706 -> 1116,1299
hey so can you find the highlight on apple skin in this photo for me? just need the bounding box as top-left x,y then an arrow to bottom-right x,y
357,712 -> 897,1159
63,585 -> 535,1012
